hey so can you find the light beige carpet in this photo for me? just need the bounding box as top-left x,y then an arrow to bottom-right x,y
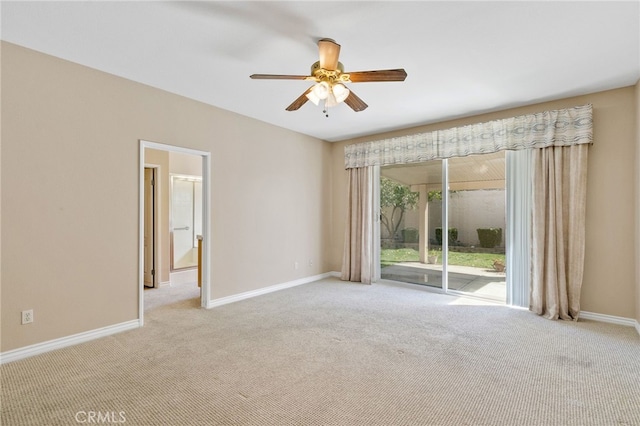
143,281 -> 201,311
2,278 -> 639,426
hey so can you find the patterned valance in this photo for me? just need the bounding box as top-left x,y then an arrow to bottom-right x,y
345,104 -> 592,169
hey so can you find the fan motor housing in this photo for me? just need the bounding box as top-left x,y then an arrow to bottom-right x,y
311,61 -> 344,75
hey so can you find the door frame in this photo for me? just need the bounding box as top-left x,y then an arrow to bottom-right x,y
138,140 -> 212,325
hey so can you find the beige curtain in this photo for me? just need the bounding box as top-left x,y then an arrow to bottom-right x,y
530,144 -> 589,320
341,167 -> 374,284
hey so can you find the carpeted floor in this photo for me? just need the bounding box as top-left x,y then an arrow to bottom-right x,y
144,280 -> 201,311
1,278 -> 639,426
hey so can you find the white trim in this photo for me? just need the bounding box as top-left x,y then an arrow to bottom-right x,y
206,272 -> 335,308
200,152 -> 212,307
0,320 -> 140,364
441,159 -> 449,292
142,140 -> 210,157
1,272 -> 339,363
139,143 -> 146,323
580,311 -> 637,328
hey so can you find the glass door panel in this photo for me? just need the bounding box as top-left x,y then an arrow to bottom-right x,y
380,161 -> 443,289
447,152 -> 506,302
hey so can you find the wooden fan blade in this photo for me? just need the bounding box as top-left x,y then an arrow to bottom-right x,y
344,90 -> 368,112
347,69 -> 407,82
286,87 -> 313,111
250,74 -> 310,80
318,38 -> 341,71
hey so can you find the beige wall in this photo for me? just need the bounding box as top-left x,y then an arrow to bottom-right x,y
169,151 -> 202,177
331,86 -> 638,320
1,42 -> 332,352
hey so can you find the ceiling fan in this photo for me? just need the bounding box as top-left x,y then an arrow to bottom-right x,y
250,38 -> 407,116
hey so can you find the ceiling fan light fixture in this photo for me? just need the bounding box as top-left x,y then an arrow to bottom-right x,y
251,38 -> 404,113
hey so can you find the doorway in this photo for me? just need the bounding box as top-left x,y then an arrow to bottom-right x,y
139,141 -> 211,325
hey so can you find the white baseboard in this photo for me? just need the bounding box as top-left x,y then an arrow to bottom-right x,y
0,273 -> 342,363
580,311 -> 637,328
0,320 -> 140,365
206,272 -> 338,308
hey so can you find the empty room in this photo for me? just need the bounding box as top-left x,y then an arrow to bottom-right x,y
1,2 -> 639,425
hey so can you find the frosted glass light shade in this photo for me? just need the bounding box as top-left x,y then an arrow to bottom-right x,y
332,83 -> 350,103
325,92 -> 338,108
312,81 -> 330,100
306,90 -> 321,105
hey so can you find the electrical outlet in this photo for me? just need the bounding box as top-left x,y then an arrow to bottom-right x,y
308,259 -> 313,267
294,262 -> 299,270
21,309 -> 34,325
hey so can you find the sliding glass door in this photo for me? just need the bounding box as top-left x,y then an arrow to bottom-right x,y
379,151 -> 506,302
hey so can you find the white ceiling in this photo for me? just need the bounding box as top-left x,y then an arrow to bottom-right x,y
2,1 -> 639,142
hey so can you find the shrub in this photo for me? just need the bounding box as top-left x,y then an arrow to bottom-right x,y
435,227 -> 458,245
401,228 -> 419,243
477,228 -> 502,248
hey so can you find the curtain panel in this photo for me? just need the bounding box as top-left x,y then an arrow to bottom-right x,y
341,167 -> 375,284
530,144 -> 589,320
344,104 -> 592,169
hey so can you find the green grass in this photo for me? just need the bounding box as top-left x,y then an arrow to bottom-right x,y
380,248 -> 419,267
381,248 -> 505,269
